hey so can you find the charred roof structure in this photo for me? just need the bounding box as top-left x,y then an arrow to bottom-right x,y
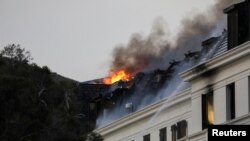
80,0 -> 250,128
80,32 -> 231,127
80,34 -> 223,127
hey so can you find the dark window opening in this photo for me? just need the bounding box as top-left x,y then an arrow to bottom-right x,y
226,83 -> 235,120
202,92 -> 214,130
172,120 -> 187,141
225,0 -> 250,49
159,127 -> 167,141
171,125 -> 177,141
227,9 -> 239,49
143,134 -> 150,141
238,3 -> 250,45
177,120 -> 187,139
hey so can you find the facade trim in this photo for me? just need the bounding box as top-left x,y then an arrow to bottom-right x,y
95,89 -> 191,136
181,41 -> 250,82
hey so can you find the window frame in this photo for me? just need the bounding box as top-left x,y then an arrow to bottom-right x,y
159,127 -> 167,141
143,134 -> 150,141
226,83 -> 235,120
202,91 -> 214,130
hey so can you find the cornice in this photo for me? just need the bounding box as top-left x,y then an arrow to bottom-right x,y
180,41 -> 250,82
95,88 -> 191,135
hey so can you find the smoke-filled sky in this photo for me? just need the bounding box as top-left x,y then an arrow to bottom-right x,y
0,0 -> 229,81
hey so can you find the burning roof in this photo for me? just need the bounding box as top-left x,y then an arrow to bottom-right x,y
80,33 -> 227,127
102,70 -> 132,85
92,31 -> 228,127
80,0 -> 248,128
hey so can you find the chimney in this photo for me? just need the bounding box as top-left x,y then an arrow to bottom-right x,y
224,0 -> 250,50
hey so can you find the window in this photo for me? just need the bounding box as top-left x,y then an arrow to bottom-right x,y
171,120 -> 187,141
143,134 -> 150,141
177,120 -> 187,139
226,83 -> 235,120
159,127 -> 167,141
202,92 -> 214,129
171,125 -> 177,141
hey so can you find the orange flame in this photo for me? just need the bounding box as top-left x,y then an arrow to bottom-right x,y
103,70 -> 132,85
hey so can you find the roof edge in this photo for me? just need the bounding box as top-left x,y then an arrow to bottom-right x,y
180,41 -> 250,82
224,0 -> 249,13
94,88 -> 191,136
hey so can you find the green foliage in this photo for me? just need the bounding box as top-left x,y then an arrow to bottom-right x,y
0,44 -> 33,63
82,132 -> 103,141
0,46 -> 98,141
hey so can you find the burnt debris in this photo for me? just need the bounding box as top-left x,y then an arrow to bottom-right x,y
80,55 -> 187,126
80,30 -> 228,127
184,51 -> 200,60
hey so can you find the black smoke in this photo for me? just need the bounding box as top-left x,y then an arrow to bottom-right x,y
109,0 -> 239,75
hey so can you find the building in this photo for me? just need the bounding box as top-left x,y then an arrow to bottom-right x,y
94,1 -> 250,141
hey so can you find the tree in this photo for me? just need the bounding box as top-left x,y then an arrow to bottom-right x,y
0,45 -> 96,141
0,44 -> 32,63
84,132 -> 103,141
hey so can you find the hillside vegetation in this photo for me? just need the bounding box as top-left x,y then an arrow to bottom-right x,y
0,44 -> 102,141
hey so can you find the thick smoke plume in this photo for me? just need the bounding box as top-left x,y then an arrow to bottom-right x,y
109,0 -> 239,75
110,21 -> 169,74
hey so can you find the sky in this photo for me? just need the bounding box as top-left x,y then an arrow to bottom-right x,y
0,0 -> 216,82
